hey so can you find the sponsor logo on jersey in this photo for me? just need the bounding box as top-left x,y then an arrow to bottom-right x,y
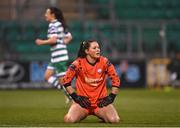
85,77 -> 103,87
97,68 -> 102,74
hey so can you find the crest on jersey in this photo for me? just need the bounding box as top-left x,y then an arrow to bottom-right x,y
97,68 -> 102,74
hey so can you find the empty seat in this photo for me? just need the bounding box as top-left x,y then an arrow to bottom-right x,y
21,23 -> 37,40
142,28 -> 161,52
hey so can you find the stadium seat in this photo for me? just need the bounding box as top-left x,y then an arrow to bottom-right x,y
37,31 -> 47,39
0,21 -> 5,40
142,28 -> 161,52
4,21 -> 21,41
84,21 -> 95,32
68,41 -> 79,53
114,0 -> 180,20
12,40 -> 49,53
98,23 -> 114,38
5,29 -> 21,41
68,20 -> 83,30
21,23 -> 37,40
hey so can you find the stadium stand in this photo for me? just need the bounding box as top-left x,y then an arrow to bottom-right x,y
0,0 -> 180,62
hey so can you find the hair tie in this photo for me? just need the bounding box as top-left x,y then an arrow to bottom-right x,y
82,41 -> 86,48
82,41 -> 86,45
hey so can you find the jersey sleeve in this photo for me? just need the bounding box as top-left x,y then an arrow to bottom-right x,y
49,25 -> 58,37
105,58 -> 120,88
61,60 -> 78,87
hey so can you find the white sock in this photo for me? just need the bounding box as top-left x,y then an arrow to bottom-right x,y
47,75 -> 59,87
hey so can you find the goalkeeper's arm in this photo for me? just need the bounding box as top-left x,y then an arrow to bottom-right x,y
111,86 -> 119,95
97,86 -> 119,108
64,84 -> 91,109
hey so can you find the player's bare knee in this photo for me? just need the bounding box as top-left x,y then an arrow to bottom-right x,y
44,71 -> 53,81
64,115 -> 73,123
64,114 -> 78,123
44,75 -> 49,81
109,116 -> 120,123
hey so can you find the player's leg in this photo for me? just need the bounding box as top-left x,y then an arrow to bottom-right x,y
64,103 -> 88,123
45,67 -> 59,87
45,67 -> 71,104
55,62 -> 72,102
60,80 -> 72,103
95,104 -> 120,123
45,62 -> 65,88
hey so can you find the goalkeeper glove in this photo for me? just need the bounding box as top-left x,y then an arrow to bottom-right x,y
97,93 -> 116,108
70,92 -> 91,109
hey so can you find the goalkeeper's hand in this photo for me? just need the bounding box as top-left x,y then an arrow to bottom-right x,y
70,92 -> 91,109
97,93 -> 117,108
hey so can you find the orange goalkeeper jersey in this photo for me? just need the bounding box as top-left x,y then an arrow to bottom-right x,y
62,56 -> 120,105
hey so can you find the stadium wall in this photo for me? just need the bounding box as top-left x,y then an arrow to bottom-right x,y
0,59 -> 147,89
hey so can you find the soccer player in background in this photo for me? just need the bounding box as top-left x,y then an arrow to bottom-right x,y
60,40 -> 120,123
35,7 -> 72,103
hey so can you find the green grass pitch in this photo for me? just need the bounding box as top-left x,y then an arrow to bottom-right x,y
0,88 -> 180,127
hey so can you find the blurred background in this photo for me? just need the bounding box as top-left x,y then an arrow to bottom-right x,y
0,0 -> 180,89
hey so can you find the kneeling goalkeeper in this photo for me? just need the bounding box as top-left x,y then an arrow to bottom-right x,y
60,40 -> 121,123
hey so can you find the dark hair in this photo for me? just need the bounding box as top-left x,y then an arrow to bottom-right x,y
48,7 -> 67,30
77,40 -> 98,58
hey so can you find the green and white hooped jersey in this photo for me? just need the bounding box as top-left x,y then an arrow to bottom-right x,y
48,20 -> 69,63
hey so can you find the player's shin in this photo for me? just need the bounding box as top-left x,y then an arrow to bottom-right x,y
47,75 -> 72,102
47,75 -> 59,88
